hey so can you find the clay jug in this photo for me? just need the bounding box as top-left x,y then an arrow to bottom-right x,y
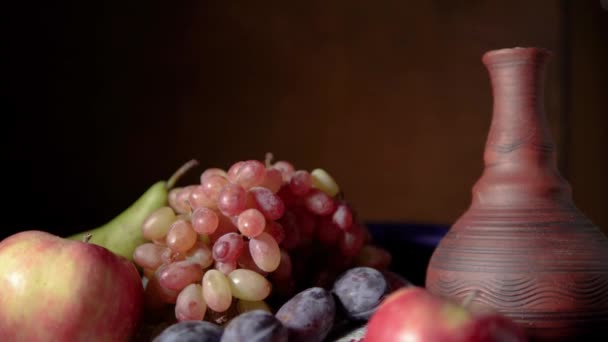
425,47 -> 608,341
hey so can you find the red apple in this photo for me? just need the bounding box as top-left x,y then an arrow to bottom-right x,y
365,286 -> 527,342
0,230 -> 144,341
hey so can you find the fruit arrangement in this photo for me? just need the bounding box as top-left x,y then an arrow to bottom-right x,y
0,155 -> 528,342
131,154 -> 396,333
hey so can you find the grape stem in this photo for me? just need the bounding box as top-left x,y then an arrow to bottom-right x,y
166,159 -> 199,190
264,152 -> 274,167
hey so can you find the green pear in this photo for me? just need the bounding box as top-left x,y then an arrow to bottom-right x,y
68,160 -> 198,261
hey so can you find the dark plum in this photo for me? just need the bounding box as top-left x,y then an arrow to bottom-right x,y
275,287 -> 336,342
152,321 -> 223,342
332,266 -> 388,320
221,310 -> 288,342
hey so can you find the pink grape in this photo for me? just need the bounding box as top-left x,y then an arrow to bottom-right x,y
185,241 -> 214,268
141,206 -> 176,241
200,167 -> 227,183
215,260 -> 237,275
158,260 -> 204,292
260,167 -> 283,193
264,221 -> 286,245
175,283 -> 207,322
304,189 -> 336,216
172,185 -> 197,214
166,219 -> 198,253
233,160 -> 266,189
289,170 -> 312,195
227,269 -> 271,301
237,208 -> 266,238
212,232 -> 245,263
249,232 -> 281,272
277,210 -> 301,250
202,269 -> 233,313
317,216 -> 342,246
133,243 -> 165,270
238,243 -> 268,276
191,207 -> 219,235
145,271 -> 180,307
332,202 -> 353,231
202,174 -> 229,201
249,187 -> 285,221
188,185 -> 216,209
226,161 -> 246,183
272,160 -> 295,181
217,183 -> 248,217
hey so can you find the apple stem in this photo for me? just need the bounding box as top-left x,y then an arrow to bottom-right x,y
166,159 -> 199,190
82,233 -> 93,243
462,289 -> 480,309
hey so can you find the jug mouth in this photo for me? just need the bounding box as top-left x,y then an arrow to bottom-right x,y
482,47 -> 552,66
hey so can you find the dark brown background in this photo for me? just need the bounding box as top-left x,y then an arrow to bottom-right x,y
2,1 -> 606,239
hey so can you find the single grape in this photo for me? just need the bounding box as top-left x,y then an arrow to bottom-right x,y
237,208 -> 266,238
153,321 -> 223,342
233,160 -> 266,189
354,245 -> 392,270
174,185 -> 197,214
133,243 -> 165,270
175,283 -> 207,322
249,232 -> 281,272
310,168 -> 340,197
189,185 -> 217,209
332,202 -> 353,231
263,221 -> 285,245
236,300 -> 272,314
227,269 -> 272,301
166,219 -> 198,253
186,241 -> 214,269
201,167 -> 227,183
221,310 -> 288,342
142,206 -> 177,241
202,269 -> 233,313
158,260 -> 204,292
249,187 -> 285,221
275,287 -> 336,342
338,224 -> 365,257
215,260 -> 237,275
217,183 -> 248,217
269,249 -> 292,281
191,207 -> 220,235
212,232 -> 245,263
259,167 -> 283,193
145,269 -> 180,307
226,161 -> 246,183
202,174 -> 229,201
303,189 -> 336,216
332,267 -> 388,320
316,216 -> 342,246
272,161 -> 295,181
277,210 -> 301,250
289,170 -> 312,195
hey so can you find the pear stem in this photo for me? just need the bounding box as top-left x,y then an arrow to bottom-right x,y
82,233 -> 93,243
166,159 -> 199,190
462,289 -> 480,309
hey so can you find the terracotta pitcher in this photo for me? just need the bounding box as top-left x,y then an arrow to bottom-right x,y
425,47 -> 608,341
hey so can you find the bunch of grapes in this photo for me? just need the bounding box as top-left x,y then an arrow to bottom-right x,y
133,154 -> 392,327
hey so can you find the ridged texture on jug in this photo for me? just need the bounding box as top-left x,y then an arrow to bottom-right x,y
425,47 -> 608,341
